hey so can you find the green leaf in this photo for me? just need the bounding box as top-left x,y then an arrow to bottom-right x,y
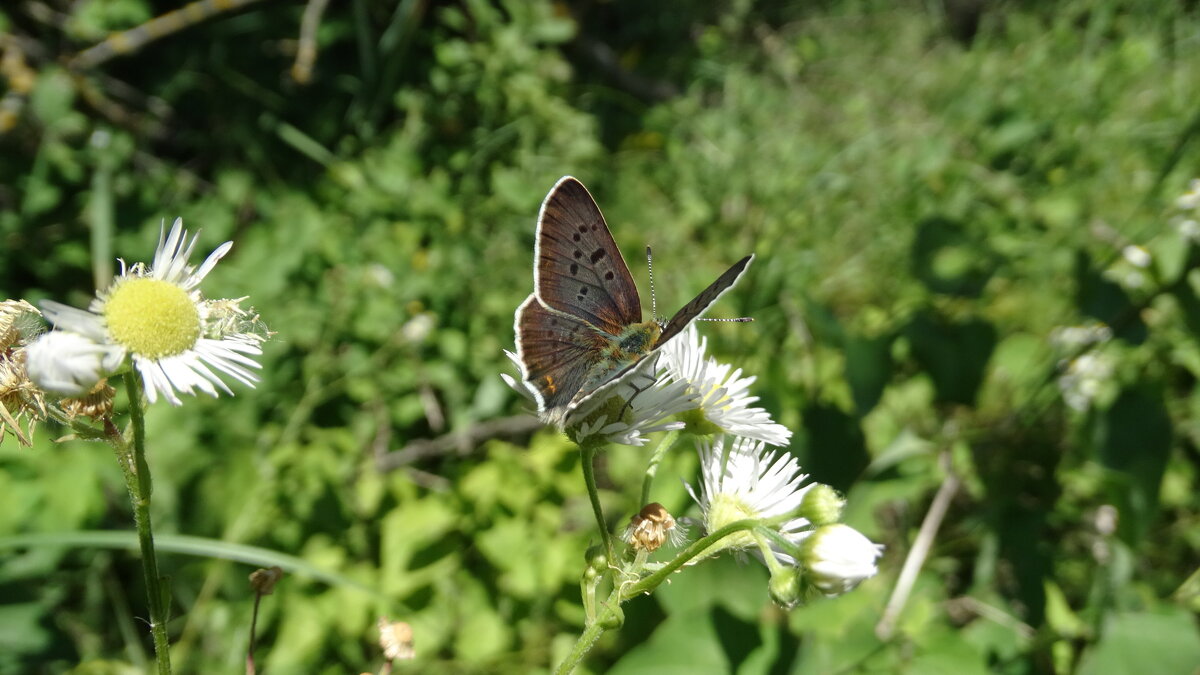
905,311 -> 997,406
1078,608 -> 1200,675
607,608 -> 728,675
1093,384 -> 1172,544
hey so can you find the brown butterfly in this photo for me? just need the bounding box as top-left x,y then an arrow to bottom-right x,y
514,176 -> 753,427
513,176 -> 753,422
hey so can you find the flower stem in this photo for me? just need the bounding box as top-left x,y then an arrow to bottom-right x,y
554,613 -> 608,675
639,429 -> 681,506
122,369 -> 173,674
620,518 -> 760,599
553,519 -> 762,674
580,441 -> 614,562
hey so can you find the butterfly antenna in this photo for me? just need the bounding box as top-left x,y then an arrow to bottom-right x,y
646,246 -> 658,321
698,316 -> 755,323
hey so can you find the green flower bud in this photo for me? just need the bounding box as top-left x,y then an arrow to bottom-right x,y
799,484 -> 844,526
768,566 -> 804,609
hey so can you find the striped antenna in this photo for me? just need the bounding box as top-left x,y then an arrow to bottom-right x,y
698,316 -> 754,322
645,246 -> 658,322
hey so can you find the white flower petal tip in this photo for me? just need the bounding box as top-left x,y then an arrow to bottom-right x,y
661,325 -> 792,446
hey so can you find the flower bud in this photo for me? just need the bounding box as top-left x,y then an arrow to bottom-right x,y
377,617 -> 415,661
801,524 -> 883,596
597,603 -> 625,630
584,543 -> 608,573
799,484 -> 844,526
768,566 -> 804,609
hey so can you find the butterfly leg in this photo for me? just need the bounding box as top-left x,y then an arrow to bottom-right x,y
618,355 -> 661,420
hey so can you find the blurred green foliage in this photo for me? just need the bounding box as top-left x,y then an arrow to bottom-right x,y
1,0 -> 1199,673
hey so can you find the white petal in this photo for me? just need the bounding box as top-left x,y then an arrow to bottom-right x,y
188,241 -> 233,288
39,301 -> 108,341
26,332 -> 124,396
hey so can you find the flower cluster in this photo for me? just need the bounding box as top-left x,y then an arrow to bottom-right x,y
505,323 -> 882,604
26,219 -> 269,406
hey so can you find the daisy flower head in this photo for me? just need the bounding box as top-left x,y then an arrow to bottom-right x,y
502,351 -> 697,447
686,435 -> 813,564
1175,178 -> 1200,211
30,218 -> 269,405
660,324 -> 791,446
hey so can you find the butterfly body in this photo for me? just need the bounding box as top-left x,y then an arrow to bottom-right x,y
515,176 -> 752,427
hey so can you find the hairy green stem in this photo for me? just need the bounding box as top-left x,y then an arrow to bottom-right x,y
554,614 -> 608,675
555,519 -> 761,674
639,429 -> 681,507
580,442 -> 614,562
122,369 -> 172,674
621,518 -> 761,600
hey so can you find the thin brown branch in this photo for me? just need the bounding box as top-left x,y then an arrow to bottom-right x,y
70,0 -> 269,70
876,451 -> 961,640
374,415 -> 543,473
291,0 -> 330,84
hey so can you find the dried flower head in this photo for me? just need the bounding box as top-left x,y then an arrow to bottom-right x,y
623,502 -> 683,553
57,378 -> 116,420
248,566 -> 284,595
378,617 -> 414,662
0,300 -> 48,446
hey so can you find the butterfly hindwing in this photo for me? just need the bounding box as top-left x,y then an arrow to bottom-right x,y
658,254 -> 754,345
514,293 -> 609,418
534,176 -> 642,336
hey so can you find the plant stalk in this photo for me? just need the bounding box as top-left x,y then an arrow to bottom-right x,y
122,369 -> 173,674
580,441 -> 614,562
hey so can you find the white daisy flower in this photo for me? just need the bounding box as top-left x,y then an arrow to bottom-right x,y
659,324 -> 791,446
686,435 -> 813,564
1049,322 -> 1112,350
801,523 -> 883,596
1121,245 -> 1151,269
1057,351 -> 1115,412
32,218 -> 268,405
1175,178 -> 1200,211
501,351 -> 696,447
1173,217 -> 1200,242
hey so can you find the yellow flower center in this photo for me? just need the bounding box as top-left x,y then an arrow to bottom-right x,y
705,493 -> 759,550
679,406 -> 723,435
103,278 -> 200,358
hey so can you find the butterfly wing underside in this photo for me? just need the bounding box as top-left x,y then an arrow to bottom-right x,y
534,176 -> 642,335
514,293 -> 607,424
657,254 -> 755,345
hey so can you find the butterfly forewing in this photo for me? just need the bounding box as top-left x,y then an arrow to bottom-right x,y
658,254 -> 754,345
514,294 -> 607,415
535,177 -> 642,336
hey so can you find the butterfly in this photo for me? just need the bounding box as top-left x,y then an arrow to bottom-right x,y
514,176 -> 754,427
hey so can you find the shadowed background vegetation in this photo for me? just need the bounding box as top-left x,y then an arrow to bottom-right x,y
1,0 -> 1199,672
